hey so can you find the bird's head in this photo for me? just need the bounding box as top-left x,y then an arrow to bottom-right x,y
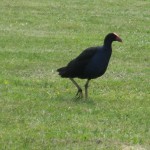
104,33 -> 122,47
105,33 -> 122,43
113,33 -> 122,42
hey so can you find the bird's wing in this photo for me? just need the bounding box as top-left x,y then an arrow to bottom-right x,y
63,47 -> 98,78
75,47 -> 99,61
68,47 -> 98,67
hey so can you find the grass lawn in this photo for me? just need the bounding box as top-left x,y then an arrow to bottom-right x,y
0,0 -> 150,149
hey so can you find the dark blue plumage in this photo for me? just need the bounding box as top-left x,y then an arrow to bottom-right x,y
57,33 -> 122,99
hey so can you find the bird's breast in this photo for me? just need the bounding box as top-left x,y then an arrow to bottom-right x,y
83,51 -> 111,78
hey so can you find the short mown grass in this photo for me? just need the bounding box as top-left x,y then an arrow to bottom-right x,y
0,0 -> 150,149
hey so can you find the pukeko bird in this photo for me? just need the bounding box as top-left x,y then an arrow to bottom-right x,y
57,33 -> 122,99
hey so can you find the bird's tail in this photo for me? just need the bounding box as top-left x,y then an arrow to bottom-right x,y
57,67 -> 67,77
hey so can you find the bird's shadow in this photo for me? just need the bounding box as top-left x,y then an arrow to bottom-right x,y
71,96 -> 96,105
55,93 -> 96,106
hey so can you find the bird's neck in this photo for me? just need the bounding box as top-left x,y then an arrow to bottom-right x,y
104,40 -> 113,49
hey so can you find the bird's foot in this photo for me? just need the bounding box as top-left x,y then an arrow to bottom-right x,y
76,89 -> 83,99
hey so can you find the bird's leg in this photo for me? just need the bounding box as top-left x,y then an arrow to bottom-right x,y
69,78 -> 83,98
85,79 -> 90,99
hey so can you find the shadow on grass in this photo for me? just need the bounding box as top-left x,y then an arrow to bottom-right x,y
72,97 -> 96,105
54,94 -> 96,106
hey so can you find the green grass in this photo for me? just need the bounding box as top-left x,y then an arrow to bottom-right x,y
0,0 -> 150,149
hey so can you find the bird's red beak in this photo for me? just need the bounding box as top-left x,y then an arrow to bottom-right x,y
115,34 -> 123,42
113,33 -> 122,42
116,36 -> 122,42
